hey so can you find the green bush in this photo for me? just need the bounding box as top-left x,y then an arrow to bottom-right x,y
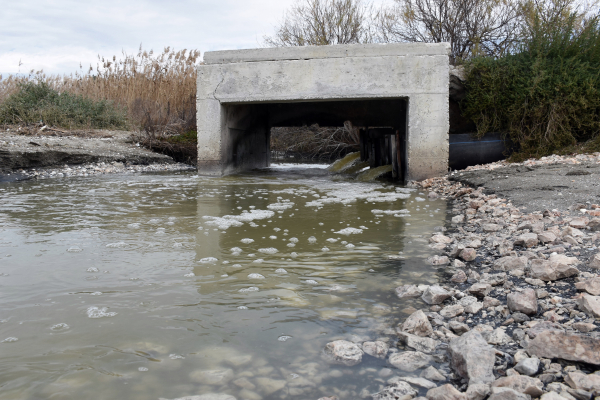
462,12 -> 600,161
0,81 -> 128,129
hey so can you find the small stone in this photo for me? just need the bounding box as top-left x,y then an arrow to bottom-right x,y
507,289 -> 538,315
570,218 -> 588,229
488,387 -> 529,400
452,215 -> 465,224
255,377 -> 286,396
450,270 -> 468,283
440,304 -> 464,319
422,286 -> 452,305
398,376 -> 437,389
514,233 -> 539,248
398,332 -> 440,354
538,231 -> 558,243
420,365 -> 446,382
494,256 -> 528,271
528,330 -> 600,365
466,384 -> 490,400
396,285 -> 423,299
514,358 -> 540,376
448,331 -> 496,385
324,340 -> 363,366
388,351 -> 433,372
564,371 -> 600,394
529,259 -> 579,281
468,283 -> 492,298
428,255 -> 450,265
189,369 -> 235,385
573,322 -> 596,333
575,277 -> 600,295
482,223 -> 502,232
449,320 -> 470,334
362,341 -> 389,359
426,384 -> 467,400
590,253 -> 600,269
491,375 -> 544,397
400,310 -> 434,337
373,380 -> 417,399
577,293 -> 600,318
460,248 -> 477,262
430,234 -> 453,244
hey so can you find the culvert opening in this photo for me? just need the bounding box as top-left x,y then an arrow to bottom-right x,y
222,99 -> 408,181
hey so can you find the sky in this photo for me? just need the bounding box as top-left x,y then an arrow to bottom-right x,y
1,0 -> 393,76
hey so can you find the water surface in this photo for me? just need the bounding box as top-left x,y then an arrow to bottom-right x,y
0,164 -> 448,400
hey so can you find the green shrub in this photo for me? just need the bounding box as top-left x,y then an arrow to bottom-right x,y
462,12 -> 600,161
0,81 -> 128,129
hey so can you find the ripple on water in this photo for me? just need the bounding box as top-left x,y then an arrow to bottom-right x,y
86,306 -> 117,319
50,323 -> 69,331
2,337 -> 18,343
278,335 -> 293,342
86,267 -> 99,273
67,246 -> 82,253
106,242 -> 128,248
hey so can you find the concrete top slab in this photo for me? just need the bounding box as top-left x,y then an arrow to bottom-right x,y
203,43 -> 450,65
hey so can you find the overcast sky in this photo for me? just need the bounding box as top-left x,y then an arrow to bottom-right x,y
1,0 -> 393,76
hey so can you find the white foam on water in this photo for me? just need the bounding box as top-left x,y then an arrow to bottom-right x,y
169,354 -> 185,359
86,267 -> 99,273
305,280 -> 318,285
248,273 -> 265,279
415,197 -> 426,202
275,268 -> 288,274
67,246 -> 82,253
237,306 -> 249,310
221,274 -> 228,277
326,238 -> 338,243
2,337 -> 18,343
239,287 -> 259,293
199,257 -> 218,263
138,367 -> 149,372
253,259 -> 264,264
278,335 -> 293,342
90,292 -> 102,296
267,202 -> 295,211
50,323 -> 69,331
371,209 -> 410,215
127,223 -> 140,229
232,264 -> 243,268
321,247 -> 330,252
203,209 -> 275,230
287,243 -> 296,247
106,242 -> 128,248
289,237 -> 298,243
345,244 -> 355,248
335,228 -> 363,235
269,236 -> 277,240
86,306 -> 117,319
241,238 -> 254,244
290,252 -> 298,257
259,248 -> 278,254
308,236 -> 317,244
173,243 -> 183,248
231,247 -> 243,253
184,272 -> 195,277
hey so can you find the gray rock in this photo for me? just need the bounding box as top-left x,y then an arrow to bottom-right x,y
514,233 -> 539,248
420,365 -> 447,381
398,376 -> 437,389
362,341 -> 389,359
590,253 -> 600,269
488,387 -> 529,400
529,259 -> 579,281
189,369 -> 235,385
395,284 -> 423,299
575,277 -> 600,296
159,395 -> 237,400
514,358 -> 540,376
507,288 -> 538,315
398,332 -> 440,354
449,320 -> 470,335
482,328 -> 511,345
400,310 -> 434,337
324,340 -> 363,366
440,304 -> 464,319
448,331 -> 496,385
564,371 -> 600,395
528,330 -> 600,365
467,283 -> 492,298
578,294 -> 600,318
466,384 -> 490,400
372,380 -> 418,400
426,383 -> 467,400
493,256 -> 528,271
255,377 -> 286,395
491,375 -> 544,397
388,351 -> 433,372
422,286 -> 452,305
459,248 -> 477,262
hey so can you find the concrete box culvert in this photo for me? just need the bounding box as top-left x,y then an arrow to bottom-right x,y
197,43 -> 450,181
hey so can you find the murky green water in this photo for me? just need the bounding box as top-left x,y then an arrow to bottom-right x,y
0,164 -> 448,400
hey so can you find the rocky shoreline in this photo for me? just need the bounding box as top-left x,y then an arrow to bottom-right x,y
321,153 -> 600,400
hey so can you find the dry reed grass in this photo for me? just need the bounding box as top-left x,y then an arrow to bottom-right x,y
0,45 -> 200,138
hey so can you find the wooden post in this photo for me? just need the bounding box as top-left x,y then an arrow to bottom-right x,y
391,135 -> 398,179
359,128 -> 367,162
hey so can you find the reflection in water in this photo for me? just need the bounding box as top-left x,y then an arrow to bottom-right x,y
0,165 -> 448,400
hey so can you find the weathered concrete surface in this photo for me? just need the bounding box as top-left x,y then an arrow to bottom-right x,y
197,43 -> 450,180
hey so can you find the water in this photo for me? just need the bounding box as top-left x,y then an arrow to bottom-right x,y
0,164 -> 449,400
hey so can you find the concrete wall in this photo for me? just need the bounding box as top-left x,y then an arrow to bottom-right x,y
197,43 -> 450,181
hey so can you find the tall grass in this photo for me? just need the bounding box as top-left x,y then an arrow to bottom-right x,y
0,46 -> 200,136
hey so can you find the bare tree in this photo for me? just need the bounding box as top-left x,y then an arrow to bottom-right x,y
264,0 -> 377,46
377,0 -> 523,63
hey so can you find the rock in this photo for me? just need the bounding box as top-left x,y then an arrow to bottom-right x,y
466,384 -> 490,400
400,310 -> 434,337
573,322 -> 596,333
577,294 -> 600,318
398,332 -> 440,354
507,289 -> 538,315
483,296 -> 501,308
448,331 -> 496,385
590,253 -> 600,269
421,366 -> 447,381
373,380 -> 417,399
428,255 -> 450,265
422,286 -> 452,305
189,369 -> 235,385
426,384 -> 467,400
482,223 -> 502,232
494,256 -> 528,271
514,233 -> 539,248
481,328 -> 511,345
570,218 -> 588,229
363,341 -> 389,359
396,285 -> 423,299
575,277 -> 600,295
452,215 -> 465,224
399,376 -> 437,389
450,270 -> 468,283
488,387 -> 529,400
540,393 -> 569,400
528,330 -> 600,365
563,226 -> 584,237
255,377 -> 286,395
529,259 -> 579,281
440,304 -> 464,319
388,351 -> 433,372
430,234 -> 453,244
526,321 -> 564,339
564,371 -> 600,395
514,358 -> 540,376
491,375 -> 544,397
467,283 -> 492,298
233,377 -> 256,390
538,231 -> 558,243
589,218 -> 600,231
459,296 -> 483,314
480,272 -> 507,286
459,248 -> 477,262
512,312 -> 530,323
449,321 -> 470,334
324,340 -> 363,366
